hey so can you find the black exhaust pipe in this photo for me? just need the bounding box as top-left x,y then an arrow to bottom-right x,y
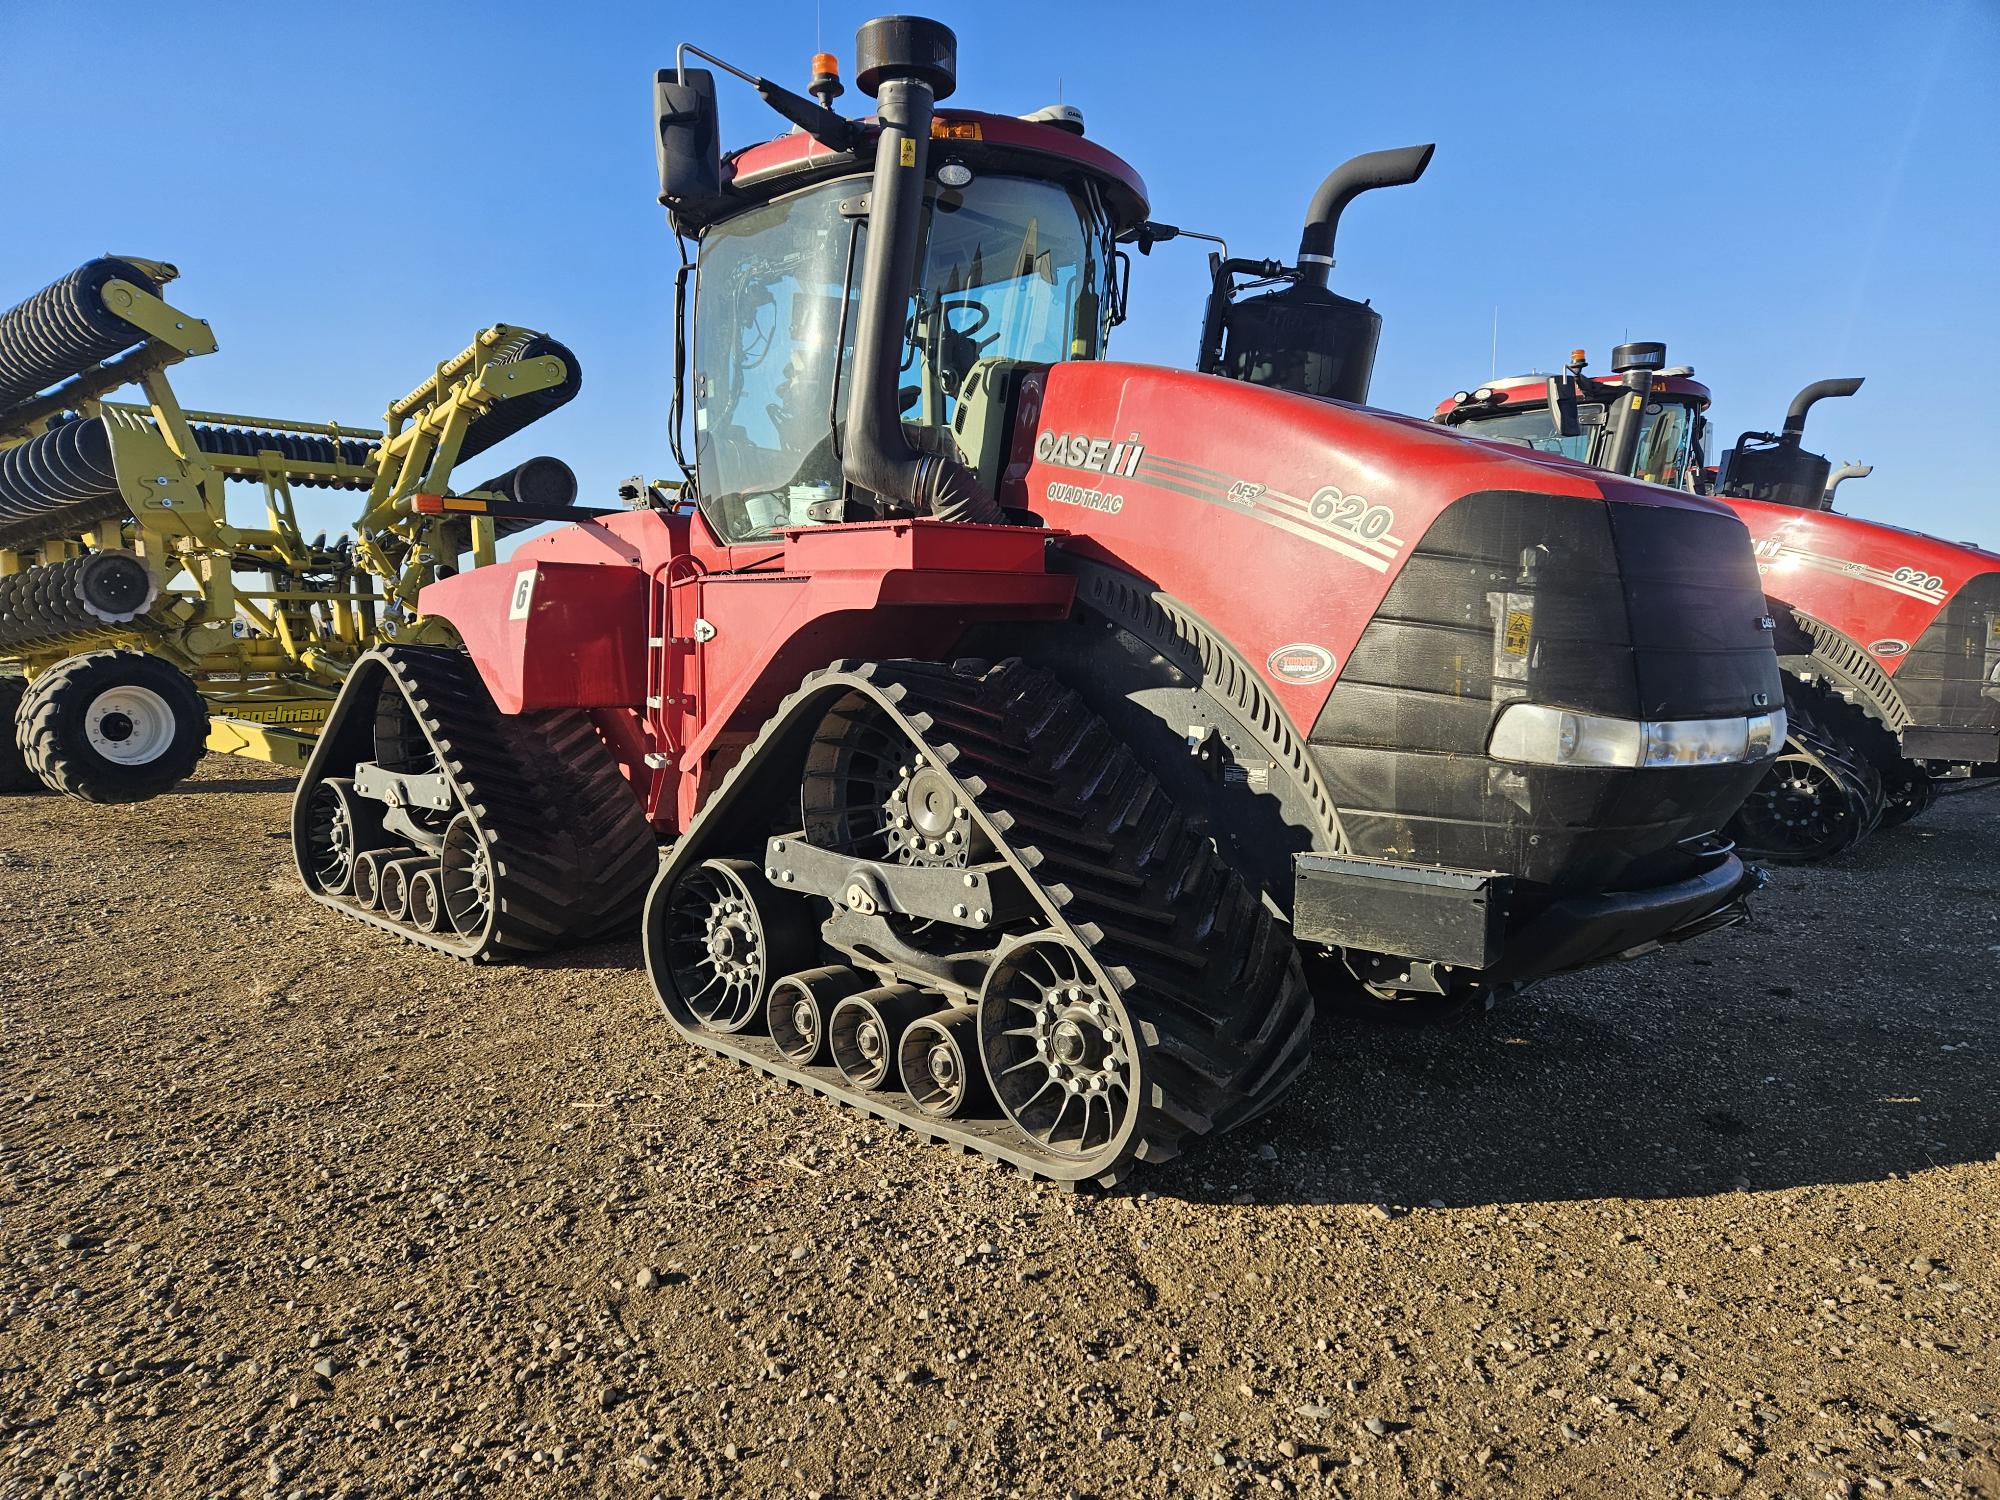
1781,376 -> 1863,440
1295,144 -> 1435,289
841,15 -> 1000,524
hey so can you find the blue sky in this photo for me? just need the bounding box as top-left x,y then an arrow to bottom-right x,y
3,1 -> 1993,548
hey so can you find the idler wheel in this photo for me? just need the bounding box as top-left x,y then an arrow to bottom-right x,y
978,936 -> 1137,1163
1728,745 -> 1860,862
301,777 -> 379,896
662,858 -> 811,1034
438,814 -> 494,936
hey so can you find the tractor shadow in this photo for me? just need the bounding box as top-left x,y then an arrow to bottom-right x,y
1169,798 -> 2000,1209
175,777 -> 301,796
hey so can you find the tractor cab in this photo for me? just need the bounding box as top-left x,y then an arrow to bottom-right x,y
1433,341 -> 1713,491
654,22 -> 1148,546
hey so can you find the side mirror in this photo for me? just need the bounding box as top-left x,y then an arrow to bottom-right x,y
655,67 -> 722,215
1547,375 -> 1580,439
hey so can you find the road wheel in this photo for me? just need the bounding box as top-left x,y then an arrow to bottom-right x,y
16,650 -> 208,802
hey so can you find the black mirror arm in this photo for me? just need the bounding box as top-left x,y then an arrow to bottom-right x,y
677,42 -> 860,152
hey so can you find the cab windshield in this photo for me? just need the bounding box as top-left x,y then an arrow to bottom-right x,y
691,171 -> 1111,542
1459,397 -> 1700,488
1459,402 -> 1604,462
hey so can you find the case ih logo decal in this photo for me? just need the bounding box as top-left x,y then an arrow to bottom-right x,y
1034,430 -> 1145,477
1267,643 -> 1338,684
1752,538 -> 1949,605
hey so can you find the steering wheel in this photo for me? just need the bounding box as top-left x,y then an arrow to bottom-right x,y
939,298 -> 994,343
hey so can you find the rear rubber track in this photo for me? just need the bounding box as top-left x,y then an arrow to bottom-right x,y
292,644 -> 657,960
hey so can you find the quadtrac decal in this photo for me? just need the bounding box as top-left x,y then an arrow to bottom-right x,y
1033,430 -> 1141,516
1030,431 -> 1405,574
1751,537 -> 1949,605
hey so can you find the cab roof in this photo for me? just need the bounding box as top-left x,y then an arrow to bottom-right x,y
722,109 -> 1150,228
1432,370 -> 1714,421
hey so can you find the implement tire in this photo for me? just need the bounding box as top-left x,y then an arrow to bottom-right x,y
17,650 -> 208,803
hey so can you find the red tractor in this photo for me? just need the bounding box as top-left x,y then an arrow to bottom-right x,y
1435,344 -> 2000,860
292,18 -> 1786,1184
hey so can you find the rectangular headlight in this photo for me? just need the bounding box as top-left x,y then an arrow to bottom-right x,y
1489,702 -> 1787,769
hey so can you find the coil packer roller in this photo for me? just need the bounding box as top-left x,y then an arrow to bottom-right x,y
0,256 -> 597,800
290,16 -> 1791,1185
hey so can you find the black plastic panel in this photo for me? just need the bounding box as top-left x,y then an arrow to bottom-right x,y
1899,570 -> 2000,736
1309,489 -> 1781,891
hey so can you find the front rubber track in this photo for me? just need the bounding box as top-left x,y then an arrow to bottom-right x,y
643,657 -> 1315,1188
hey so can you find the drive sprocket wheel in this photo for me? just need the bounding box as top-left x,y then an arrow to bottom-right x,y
804,703 -> 988,869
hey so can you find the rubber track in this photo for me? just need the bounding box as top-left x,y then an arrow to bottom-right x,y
1728,678 -> 1885,863
1789,672 -> 1941,831
292,645 -> 657,961
649,658 -> 1314,1187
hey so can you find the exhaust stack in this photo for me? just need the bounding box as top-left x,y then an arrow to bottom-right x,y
1719,375 -> 1865,511
1295,145 -> 1436,290
1199,144 -> 1434,405
1782,376 -> 1864,440
840,16 -> 1000,524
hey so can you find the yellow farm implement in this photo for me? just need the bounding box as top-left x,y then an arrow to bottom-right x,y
0,257 -> 587,800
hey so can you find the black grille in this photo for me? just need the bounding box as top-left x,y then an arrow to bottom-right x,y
1899,571 -> 2000,734
1309,489 -> 1780,890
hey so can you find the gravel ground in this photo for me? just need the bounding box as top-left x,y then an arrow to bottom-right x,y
1,757 -> 1995,1499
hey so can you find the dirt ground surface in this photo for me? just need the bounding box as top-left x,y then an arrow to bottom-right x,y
1,757 -> 1996,1500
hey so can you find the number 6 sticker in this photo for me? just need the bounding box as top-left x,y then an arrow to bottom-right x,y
509,568 -> 538,620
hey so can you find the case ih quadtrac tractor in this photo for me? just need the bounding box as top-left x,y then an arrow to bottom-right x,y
291,18 -> 1787,1184
1435,344 -> 2000,861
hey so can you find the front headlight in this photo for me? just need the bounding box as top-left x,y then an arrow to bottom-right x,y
1489,703 -> 1787,768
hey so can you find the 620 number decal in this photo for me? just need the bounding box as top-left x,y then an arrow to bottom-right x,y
1308,486 -> 1395,541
